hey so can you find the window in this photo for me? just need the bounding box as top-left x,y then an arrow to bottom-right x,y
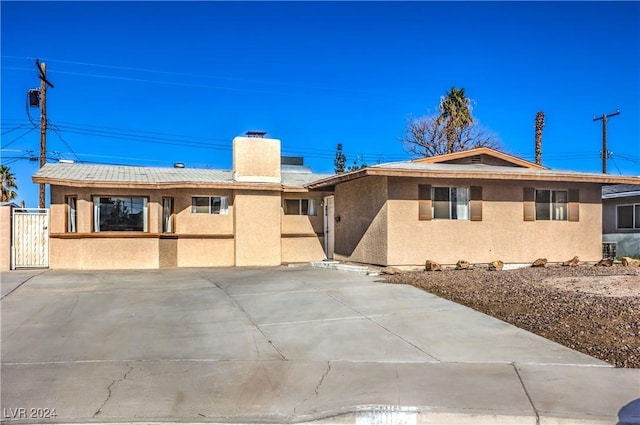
191,196 -> 229,215
162,198 -> 174,233
432,187 -> 469,220
93,197 -> 147,232
535,190 -> 567,221
617,204 -> 640,229
284,199 -> 317,216
66,196 -> 77,233
524,188 -> 579,222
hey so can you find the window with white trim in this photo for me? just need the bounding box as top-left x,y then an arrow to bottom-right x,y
93,197 -> 148,232
284,199 -> 317,216
432,187 -> 469,220
617,204 -> 640,229
535,190 -> 567,221
191,196 -> 229,215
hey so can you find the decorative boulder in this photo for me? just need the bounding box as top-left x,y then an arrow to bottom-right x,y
562,256 -> 580,267
425,260 -> 442,272
455,260 -> 472,270
532,258 -> 548,267
622,257 -> 640,267
488,260 -> 504,271
380,266 -> 402,275
595,258 -> 614,267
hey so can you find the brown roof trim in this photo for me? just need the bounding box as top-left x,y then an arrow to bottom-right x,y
412,147 -> 545,169
307,167 -> 640,189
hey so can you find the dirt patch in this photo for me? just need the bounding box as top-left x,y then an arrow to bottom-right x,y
384,265 -> 640,368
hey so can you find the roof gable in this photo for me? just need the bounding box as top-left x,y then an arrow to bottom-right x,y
412,147 -> 545,169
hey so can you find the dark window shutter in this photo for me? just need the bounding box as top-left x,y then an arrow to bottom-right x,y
418,184 -> 432,220
470,186 -> 483,221
523,187 -> 535,221
568,189 -> 579,222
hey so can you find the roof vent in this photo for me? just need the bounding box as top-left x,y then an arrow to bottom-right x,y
471,155 -> 482,164
173,162 -> 185,168
246,130 -> 267,138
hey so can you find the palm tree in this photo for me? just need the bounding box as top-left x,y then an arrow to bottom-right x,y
535,111 -> 545,165
436,87 -> 474,153
0,165 -> 18,202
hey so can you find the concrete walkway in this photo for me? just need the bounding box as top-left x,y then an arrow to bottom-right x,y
1,267 -> 638,424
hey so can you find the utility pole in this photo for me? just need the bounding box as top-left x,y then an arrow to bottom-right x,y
593,110 -> 620,174
36,59 -> 54,208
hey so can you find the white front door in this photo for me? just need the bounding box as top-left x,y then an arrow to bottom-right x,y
324,196 -> 335,260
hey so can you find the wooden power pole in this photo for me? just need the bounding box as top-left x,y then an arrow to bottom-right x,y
593,110 -> 620,174
36,59 -> 54,208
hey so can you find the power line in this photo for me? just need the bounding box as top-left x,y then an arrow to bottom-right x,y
2,124 -> 30,136
1,126 -> 39,149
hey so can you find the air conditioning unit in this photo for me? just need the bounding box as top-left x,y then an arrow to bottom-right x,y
602,243 -> 617,259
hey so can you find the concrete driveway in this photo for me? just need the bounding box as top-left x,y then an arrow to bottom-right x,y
1,266 -> 638,424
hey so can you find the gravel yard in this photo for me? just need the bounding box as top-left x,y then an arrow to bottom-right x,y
384,265 -> 640,368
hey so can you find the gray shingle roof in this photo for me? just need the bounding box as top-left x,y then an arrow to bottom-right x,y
33,163 -> 333,188
602,184 -> 640,195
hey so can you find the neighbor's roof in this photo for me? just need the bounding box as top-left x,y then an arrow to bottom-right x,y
307,160 -> 640,189
32,163 -> 332,191
602,184 -> 640,199
413,147 -> 546,169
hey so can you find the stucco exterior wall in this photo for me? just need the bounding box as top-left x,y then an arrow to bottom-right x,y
385,178 -> 602,265
333,176 -> 388,265
49,237 -> 159,269
0,205 -> 12,271
177,238 -> 235,267
234,191 -> 282,266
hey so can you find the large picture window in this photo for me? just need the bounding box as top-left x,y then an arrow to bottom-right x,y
93,197 -> 148,232
284,199 -> 317,216
432,187 -> 469,220
191,196 -> 229,215
617,204 -> 640,229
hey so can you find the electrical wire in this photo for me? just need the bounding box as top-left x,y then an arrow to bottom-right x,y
1,127 -> 38,149
2,124 -> 29,136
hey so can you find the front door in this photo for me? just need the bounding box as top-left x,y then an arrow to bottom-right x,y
324,196 -> 335,260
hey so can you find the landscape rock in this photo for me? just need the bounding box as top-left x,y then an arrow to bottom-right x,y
595,258 -> 614,267
562,256 -> 580,267
424,260 -> 442,272
455,260 -> 472,270
622,257 -> 640,267
380,266 -> 402,275
488,260 -> 504,271
532,258 -> 548,267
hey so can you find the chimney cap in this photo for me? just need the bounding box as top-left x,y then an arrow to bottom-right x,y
245,130 -> 267,138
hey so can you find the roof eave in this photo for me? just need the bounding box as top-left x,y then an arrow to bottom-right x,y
307,167 -> 640,188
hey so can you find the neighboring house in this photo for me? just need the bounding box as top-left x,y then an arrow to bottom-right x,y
602,184 -> 640,258
33,135 -> 332,269
307,148 -> 640,267
32,139 -> 640,270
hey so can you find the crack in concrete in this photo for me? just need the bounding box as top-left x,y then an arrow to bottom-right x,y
199,274 -> 287,361
293,361 -> 331,416
68,295 -> 79,318
512,363 -> 540,425
92,363 -> 134,418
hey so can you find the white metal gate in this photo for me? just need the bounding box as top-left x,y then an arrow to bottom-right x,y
11,208 -> 49,269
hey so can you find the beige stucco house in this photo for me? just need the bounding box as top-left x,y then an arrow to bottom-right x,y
308,148 -> 640,267
32,135 -> 332,269
32,137 -> 640,270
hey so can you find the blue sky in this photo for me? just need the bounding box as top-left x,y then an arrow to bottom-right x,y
2,1 -> 639,207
